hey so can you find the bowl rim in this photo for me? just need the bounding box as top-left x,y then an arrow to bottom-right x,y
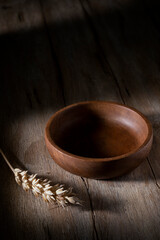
45,101 -> 153,162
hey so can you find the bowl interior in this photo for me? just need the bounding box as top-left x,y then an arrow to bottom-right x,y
49,102 -> 149,158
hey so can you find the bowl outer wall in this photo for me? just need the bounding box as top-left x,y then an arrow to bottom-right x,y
45,132 -> 153,179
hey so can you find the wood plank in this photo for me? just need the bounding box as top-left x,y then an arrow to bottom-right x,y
41,0 -> 160,239
0,1 -> 93,239
80,0 -> 160,183
78,0 -> 160,239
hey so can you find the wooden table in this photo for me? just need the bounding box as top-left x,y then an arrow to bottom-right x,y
0,0 -> 160,239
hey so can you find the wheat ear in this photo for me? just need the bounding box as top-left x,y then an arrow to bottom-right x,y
0,149 -> 80,207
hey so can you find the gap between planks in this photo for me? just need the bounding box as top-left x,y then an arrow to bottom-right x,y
38,0 -> 66,106
79,0 -> 125,105
147,157 -> 160,189
81,177 -> 99,240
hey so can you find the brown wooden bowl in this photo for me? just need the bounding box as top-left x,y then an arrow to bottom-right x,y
45,101 -> 153,179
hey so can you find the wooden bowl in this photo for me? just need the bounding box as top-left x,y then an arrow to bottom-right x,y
45,101 -> 153,179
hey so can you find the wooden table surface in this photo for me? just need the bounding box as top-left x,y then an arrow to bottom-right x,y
0,0 -> 160,239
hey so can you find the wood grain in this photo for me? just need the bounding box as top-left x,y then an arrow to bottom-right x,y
0,0 -> 160,239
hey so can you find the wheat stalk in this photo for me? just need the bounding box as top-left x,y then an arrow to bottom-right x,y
0,149 -> 80,207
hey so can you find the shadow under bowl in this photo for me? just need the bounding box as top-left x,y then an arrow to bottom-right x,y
45,101 -> 153,179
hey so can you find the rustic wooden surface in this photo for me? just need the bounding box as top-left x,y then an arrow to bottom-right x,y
0,0 -> 160,239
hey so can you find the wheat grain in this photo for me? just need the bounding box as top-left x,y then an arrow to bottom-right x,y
14,168 -> 80,207
0,149 -> 80,207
